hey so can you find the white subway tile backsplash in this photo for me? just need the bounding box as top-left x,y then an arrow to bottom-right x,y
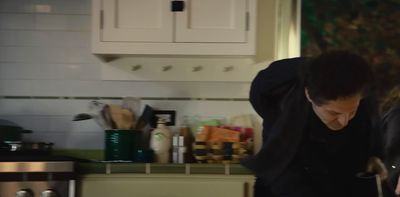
35,15 -> 68,30
0,31 -> 16,45
0,14 -> 35,29
49,31 -> 90,47
13,31 -> 47,46
75,64 -> 101,80
52,0 -> 91,15
0,47 -> 34,62
0,80 -> 35,96
47,116 -> 75,132
0,13 -> 89,31
0,46 -> 96,64
0,13 -> 90,31
31,79 -> 76,96
35,14 -> 90,31
0,80 -> 4,93
0,78 -> 250,99
0,62 -> 99,80
30,99 -> 88,116
0,30 -> 90,47
0,0 -> 91,15
0,0 -> 18,13
101,81 -> 249,98
58,63 -> 98,80
0,115 -> 50,132
34,63 -> 64,79
62,132 -> 104,149
0,100 -> 36,115
30,80 -> 99,97
70,119 -> 104,133
0,64 -> 16,79
142,100 -> 255,124
0,63 -> 54,80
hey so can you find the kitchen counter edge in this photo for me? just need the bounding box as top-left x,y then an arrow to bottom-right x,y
77,162 -> 253,175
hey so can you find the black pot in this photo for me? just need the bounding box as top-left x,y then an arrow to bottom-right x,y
0,119 -> 32,142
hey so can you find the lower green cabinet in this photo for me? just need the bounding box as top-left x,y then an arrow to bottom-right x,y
77,174 -> 254,197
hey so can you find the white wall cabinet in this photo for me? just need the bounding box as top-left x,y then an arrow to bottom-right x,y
78,174 -> 254,197
92,0 -> 256,55
93,0 -> 301,82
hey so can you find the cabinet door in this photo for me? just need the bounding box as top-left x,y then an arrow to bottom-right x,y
102,0 -> 173,42
175,0 -> 248,43
92,0 -> 257,55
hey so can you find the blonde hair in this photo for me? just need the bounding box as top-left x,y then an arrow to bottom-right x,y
380,85 -> 400,113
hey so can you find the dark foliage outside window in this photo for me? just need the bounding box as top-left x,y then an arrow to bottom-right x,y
301,0 -> 400,98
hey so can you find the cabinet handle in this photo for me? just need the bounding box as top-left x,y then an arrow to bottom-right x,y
171,1 -> 185,12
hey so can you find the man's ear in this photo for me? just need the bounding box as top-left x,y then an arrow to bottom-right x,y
304,88 -> 312,102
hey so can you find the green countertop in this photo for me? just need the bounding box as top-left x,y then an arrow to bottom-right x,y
53,149 -> 253,175
77,162 -> 253,175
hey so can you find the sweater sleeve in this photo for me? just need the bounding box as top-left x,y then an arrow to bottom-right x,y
383,108 -> 400,164
249,57 -> 306,121
382,107 -> 400,190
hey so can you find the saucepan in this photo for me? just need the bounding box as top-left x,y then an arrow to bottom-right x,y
0,119 -> 32,142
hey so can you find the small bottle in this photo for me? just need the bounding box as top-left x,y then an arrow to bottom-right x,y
150,118 -> 172,163
179,116 -> 194,163
172,134 -> 179,164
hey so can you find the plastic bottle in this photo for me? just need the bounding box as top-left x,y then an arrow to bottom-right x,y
150,118 -> 172,163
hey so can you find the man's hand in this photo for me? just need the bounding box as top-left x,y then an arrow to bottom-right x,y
366,156 -> 388,181
395,176 -> 400,196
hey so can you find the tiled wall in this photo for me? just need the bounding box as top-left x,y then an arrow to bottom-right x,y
0,0 -> 262,150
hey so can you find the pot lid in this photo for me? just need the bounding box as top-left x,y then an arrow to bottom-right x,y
0,119 -> 22,128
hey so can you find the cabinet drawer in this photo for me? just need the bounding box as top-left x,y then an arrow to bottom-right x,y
79,174 -> 254,197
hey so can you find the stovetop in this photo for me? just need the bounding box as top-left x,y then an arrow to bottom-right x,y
0,155 -> 84,162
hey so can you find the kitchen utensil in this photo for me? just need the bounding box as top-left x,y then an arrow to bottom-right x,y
72,113 -> 93,121
72,112 -> 109,129
109,104 -> 134,130
122,97 -> 141,127
134,105 -> 156,149
0,119 -> 32,142
120,109 -> 134,129
135,105 -> 157,130
102,104 -> 116,129
72,101 -> 111,129
88,101 -> 110,129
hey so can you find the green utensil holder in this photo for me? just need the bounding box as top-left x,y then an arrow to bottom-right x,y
104,129 -> 140,161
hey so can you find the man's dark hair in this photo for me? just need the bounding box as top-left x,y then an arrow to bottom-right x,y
302,50 -> 373,105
